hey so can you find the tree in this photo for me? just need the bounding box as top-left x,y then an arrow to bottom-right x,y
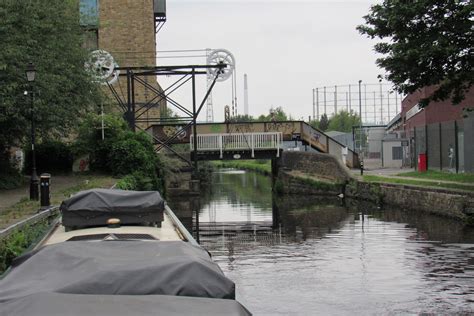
229,114 -> 255,123
0,0 -> 102,168
357,0 -> 473,106
318,114 -> 329,131
327,110 -> 361,133
309,118 -> 320,130
256,106 -> 290,122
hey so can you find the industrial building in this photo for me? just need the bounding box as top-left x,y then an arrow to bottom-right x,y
394,86 -> 474,173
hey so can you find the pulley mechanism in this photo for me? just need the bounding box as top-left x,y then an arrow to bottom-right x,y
206,49 -> 235,82
85,50 -> 120,85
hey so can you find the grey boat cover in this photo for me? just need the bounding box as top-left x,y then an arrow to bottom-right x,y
0,241 -> 235,303
0,293 -> 252,316
60,189 -> 164,228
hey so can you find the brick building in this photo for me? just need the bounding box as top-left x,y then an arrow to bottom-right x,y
399,86 -> 474,173
80,0 -> 166,129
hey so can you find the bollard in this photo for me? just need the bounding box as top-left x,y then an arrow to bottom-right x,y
40,173 -> 51,208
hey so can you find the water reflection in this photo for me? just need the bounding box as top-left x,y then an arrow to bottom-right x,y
169,169 -> 474,315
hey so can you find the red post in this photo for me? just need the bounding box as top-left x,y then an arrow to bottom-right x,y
418,153 -> 427,172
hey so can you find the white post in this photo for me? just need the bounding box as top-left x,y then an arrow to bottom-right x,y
219,134 -> 223,159
251,133 -> 255,158
276,133 -> 280,157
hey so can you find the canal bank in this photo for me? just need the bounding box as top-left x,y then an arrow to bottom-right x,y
168,168 -> 474,315
345,180 -> 474,223
214,152 -> 474,224
268,152 -> 474,224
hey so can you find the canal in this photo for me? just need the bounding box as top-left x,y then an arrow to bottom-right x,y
170,169 -> 474,315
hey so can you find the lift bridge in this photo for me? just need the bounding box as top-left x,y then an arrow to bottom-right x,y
147,121 -> 360,168
100,61 -> 359,169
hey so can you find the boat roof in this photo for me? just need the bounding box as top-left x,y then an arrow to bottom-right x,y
43,211 -> 181,246
0,241 -> 236,307
0,292 -> 251,316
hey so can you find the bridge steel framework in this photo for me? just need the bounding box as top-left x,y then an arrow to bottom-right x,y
107,64 -> 227,169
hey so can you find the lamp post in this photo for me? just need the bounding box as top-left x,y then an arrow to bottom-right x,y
377,74 -> 383,124
26,62 -> 39,201
358,80 -> 363,175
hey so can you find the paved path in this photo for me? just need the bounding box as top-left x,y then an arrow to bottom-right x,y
350,167 -> 414,177
350,167 -> 474,188
0,176 -> 86,213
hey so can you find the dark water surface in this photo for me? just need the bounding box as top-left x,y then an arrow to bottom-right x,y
170,169 -> 474,315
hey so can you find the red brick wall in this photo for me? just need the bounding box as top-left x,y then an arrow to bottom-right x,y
401,86 -> 474,133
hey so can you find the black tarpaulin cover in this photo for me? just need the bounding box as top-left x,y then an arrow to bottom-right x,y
60,189 -> 165,227
0,293 -> 252,316
0,241 -> 235,303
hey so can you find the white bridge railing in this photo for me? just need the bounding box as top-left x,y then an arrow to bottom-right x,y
190,132 -> 282,158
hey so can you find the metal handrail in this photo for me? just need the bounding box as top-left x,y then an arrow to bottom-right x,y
0,206 -> 59,240
190,132 -> 282,158
164,204 -> 199,247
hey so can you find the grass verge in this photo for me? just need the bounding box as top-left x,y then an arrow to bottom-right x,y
396,170 -> 474,183
213,160 -> 272,175
364,175 -> 474,192
0,174 -> 117,230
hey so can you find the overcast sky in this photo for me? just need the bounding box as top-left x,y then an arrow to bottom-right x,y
156,0 -> 390,122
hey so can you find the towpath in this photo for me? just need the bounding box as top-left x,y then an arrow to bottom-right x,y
0,176 -> 87,213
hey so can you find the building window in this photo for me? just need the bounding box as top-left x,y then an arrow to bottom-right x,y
392,146 -> 402,160
80,0 -> 99,27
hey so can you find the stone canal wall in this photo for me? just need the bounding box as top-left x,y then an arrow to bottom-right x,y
165,167 -> 200,196
345,181 -> 474,222
275,171 -> 344,196
273,151 -> 351,196
278,151 -> 353,182
272,151 -> 473,223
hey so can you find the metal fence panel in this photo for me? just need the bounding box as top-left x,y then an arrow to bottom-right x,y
457,120 -> 464,172
463,116 -> 474,173
427,123 -> 440,169
441,121 -> 456,171
414,126 -> 426,170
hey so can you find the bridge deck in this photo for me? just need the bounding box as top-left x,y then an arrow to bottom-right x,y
149,121 -> 359,167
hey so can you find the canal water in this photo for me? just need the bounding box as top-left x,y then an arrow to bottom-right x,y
171,169 -> 474,315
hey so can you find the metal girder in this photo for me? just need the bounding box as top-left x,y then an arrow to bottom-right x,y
106,64 -> 227,167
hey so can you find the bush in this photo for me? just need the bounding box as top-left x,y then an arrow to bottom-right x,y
0,168 -> 24,190
24,140 -> 73,174
74,114 -> 167,193
73,113 -> 129,172
74,114 -> 165,192
115,171 -> 159,191
115,174 -> 138,190
0,147 -> 24,190
0,220 -> 50,274
105,131 -> 165,193
108,132 -> 156,176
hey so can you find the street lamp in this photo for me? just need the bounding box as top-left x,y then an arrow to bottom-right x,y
358,80 -> 363,175
377,74 -> 383,124
26,62 -> 39,201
